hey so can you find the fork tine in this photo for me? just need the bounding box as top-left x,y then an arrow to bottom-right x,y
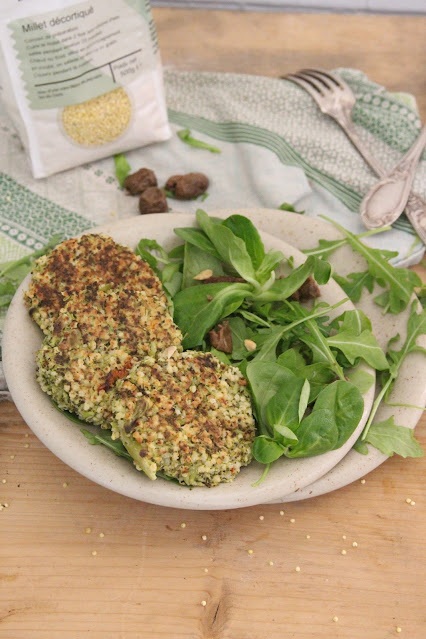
291,72 -> 328,95
286,73 -> 324,98
301,69 -> 353,96
301,69 -> 342,88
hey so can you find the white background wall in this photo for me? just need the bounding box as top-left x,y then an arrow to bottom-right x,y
151,0 -> 425,13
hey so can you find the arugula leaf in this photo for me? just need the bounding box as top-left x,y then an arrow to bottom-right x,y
114,153 -> 131,187
81,428 -> 132,459
252,325 -> 289,362
304,238 -> 348,259
323,216 -> 421,314
303,226 -> 390,260
386,302 -> 426,375
360,302 -> 426,442
177,129 -> 221,153
332,309 -> 372,334
333,271 -> 375,303
362,417 -> 423,458
237,309 -> 271,328
52,402 -> 89,425
252,255 -> 330,303
327,329 -> 389,370
296,311 -> 346,381
252,298 -> 347,363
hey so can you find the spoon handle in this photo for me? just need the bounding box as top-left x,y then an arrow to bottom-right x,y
360,126 -> 426,236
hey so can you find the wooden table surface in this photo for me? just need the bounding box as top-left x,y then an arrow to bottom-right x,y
1,9 -> 425,639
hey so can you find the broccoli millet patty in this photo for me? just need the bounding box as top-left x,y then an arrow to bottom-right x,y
25,234 -> 167,336
114,351 -> 255,487
36,284 -> 182,425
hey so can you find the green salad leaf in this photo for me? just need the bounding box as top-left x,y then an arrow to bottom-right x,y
81,428 -> 132,459
0,235 -> 61,308
196,209 -> 258,286
251,378 -> 364,466
174,282 -> 251,348
327,330 -> 389,370
278,202 -> 305,214
361,417 -> 423,458
222,214 -> 266,270
81,428 -> 185,484
181,242 -> 224,289
357,302 -> 425,452
323,217 -> 421,314
174,227 -> 222,260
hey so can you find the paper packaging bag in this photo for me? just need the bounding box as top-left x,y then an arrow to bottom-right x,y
0,0 -> 171,178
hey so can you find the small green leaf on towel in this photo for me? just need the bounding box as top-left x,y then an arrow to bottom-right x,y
177,129 -> 221,153
114,153 -> 131,187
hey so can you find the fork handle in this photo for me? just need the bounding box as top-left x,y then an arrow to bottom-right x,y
337,117 -> 426,244
339,118 -> 388,178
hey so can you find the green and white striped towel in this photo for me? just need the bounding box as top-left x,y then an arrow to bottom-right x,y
0,67 -> 424,392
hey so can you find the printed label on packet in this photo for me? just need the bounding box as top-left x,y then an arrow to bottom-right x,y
7,0 -> 157,110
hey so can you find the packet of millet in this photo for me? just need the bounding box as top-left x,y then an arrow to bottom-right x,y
0,0 -> 171,178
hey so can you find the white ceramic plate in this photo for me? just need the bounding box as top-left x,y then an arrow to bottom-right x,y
209,209 -> 426,503
3,212 -> 376,510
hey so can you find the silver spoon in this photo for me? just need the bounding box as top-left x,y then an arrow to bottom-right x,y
360,125 -> 426,238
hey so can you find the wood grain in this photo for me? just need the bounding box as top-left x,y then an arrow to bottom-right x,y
1,9 -> 425,639
155,10 -> 426,120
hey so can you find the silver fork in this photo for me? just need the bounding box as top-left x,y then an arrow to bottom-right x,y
285,69 -> 426,244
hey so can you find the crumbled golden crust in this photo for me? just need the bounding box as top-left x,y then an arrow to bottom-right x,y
25,234 -> 165,335
48,285 -> 181,358
36,285 -> 182,425
117,351 -> 255,487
